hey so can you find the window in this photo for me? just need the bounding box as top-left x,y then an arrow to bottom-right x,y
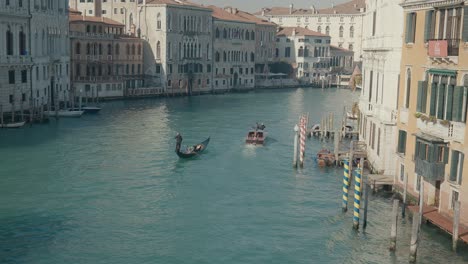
285,47 -> 291,57
325,26 -> 330,36
157,13 -> 161,29
121,8 -> 124,14
19,28 -> 26,55
114,8 -> 117,14
349,44 -> 353,51
6,26 -> 13,55
405,68 -> 411,108
317,26 -> 321,33
397,130 -> 407,154
405,12 -> 417,43
102,10 -> 107,14
424,10 -> 436,42
400,164 -> 405,182
156,41 -> 161,59
339,26 -> 344,38
350,26 -> 354,38
8,70 -> 15,84
21,70 -> 27,83
450,150 -> 464,185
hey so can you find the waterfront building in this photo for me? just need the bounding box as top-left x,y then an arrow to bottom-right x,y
275,27 -> 331,83
358,0 -> 403,176
396,0 -> 468,226
210,6 -> 256,91
255,0 -> 365,62
0,0 -> 32,120
138,0 -> 213,94
69,0 -> 138,34
330,45 -> 354,86
69,10 -> 144,99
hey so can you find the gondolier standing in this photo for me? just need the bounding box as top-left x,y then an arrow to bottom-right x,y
175,133 -> 183,152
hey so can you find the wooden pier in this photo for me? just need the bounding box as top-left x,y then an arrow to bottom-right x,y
367,174 -> 394,191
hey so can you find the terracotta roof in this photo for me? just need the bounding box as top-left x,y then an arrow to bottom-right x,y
255,0 -> 365,16
277,27 -> 328,37
234,9 -> 276,26
330,45 -> 353,53
145,0 -> 208,9
69,15 -> 124,26
69,8 -> 81,15
208,6 -> 255,24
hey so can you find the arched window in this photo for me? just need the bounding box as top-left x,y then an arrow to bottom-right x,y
183,43 -> 186,58
131,44 -> 135,55
86,43 -> 91,55
19,27 -> 26,55
325,26 -> 330,36
405,68 -> 411,108
76,43 -> 81,55
350,26 -> 354,38
348,44 -> 353,51
86,25 -> 90,33
223,51 -> 227,62
167,42 -> 171,59
317,26 -> 321,33
93,25 -> 96,33
298,46 -> 304,57
206,44 -> 210,59
339,26 -> 344,38
98,43 -> 102,55
115,44 -> 120,55
107,44 -> 112,55
156,41 -> 161,59
250,52 -> 254,62
215,51 -> 220,62
215,28 -> 220,38
179,42 -> 182,58
129,13 -> 133,27
223,29 -> 227,38
6,26 -> 13,55
157,13 -> 161,29
275,48 -> 279,57
126,44 -> 130,55
246,31 -> 250,40
251,31 -> 255,40
137,44 -> 141,55
198,43 -> 201,58
167,14 -> 171,30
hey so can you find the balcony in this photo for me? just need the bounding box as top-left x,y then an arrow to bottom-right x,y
416,118 -> 465,143
0,55 -> 32,66
428,39 -> 460,64
415,157 -> 445,182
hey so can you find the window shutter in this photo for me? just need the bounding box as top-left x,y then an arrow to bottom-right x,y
437,83 -> 446,119
405,13 -> 412,43
424,11 -> 433,42
444,146 -> 449,164
422,81 -> 428,113
459,153 -> 464,185
417,81 -> 423,112
450,151 -> 459,182
446,84 -> 454,121
415,141 -> 420,159
462,7 -> 468,42
453,86 -> 464,122
403,131 -> 407,154
428,145 -> 434,162
430,82 -> 437,116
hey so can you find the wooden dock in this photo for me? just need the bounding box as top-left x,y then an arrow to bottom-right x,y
367,174 -> 394,191
408,205 -> 468,243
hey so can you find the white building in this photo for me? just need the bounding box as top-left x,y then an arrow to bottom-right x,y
275,27 -> 331,83
137,0 -> 213,94
358,0 -> 403,175
211,6 -> 256,91
256,0 -> 365,62
30,0 -> 71,112
0,0 -> 32,121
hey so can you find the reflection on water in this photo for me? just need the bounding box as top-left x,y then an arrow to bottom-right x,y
0,88 -> 467,264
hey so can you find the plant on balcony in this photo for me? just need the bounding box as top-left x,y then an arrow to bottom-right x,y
429,115 -> 438,123
414,112 -> 422,118
419,114 -> 430,123
440,119 -> 451,127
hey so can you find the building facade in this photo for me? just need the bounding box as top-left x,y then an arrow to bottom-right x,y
359,0 -> 403,176
30,0 -> 70,112
256,0 -> 365,62
211,6 -> 256,91
138,0 -> 213,94
0,0 -> 32,121
70,10 -> 144,99
275,27 -> 331,83
397,0 -> 468,226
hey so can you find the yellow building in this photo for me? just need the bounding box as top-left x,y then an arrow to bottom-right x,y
397,0 -> 468,227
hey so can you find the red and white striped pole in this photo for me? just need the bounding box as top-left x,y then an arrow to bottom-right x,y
299,115 -> 306,167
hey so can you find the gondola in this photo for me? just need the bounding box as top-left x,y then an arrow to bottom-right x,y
176,137 -> 210,158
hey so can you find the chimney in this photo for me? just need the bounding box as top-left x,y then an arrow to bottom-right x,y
289,3 -> 293,15
310,5 -> 315,12
94,0 -> 102,17
261,8 -> 265,16
292,28 -> 296,36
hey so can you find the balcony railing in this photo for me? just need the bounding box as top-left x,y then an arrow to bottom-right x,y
428,39 -> 460,57
414,157 -> 445,182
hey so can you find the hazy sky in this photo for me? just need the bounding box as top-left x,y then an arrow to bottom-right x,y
191,0 -> 349,12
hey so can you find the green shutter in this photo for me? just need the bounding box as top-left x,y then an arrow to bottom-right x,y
444,146 -> 449,164
415,141 -> 420,159
450,151 -> 459,182
417,81 -> 423,112
403,131 -> 407,154
459,153 -> 464,185
462,7 -> 468,42
406,13 -> 412,43
437,83 -> 446,119
422,81 -> 428,113
428,145 -> 435,162
424,11 -> 433,42
430,82 -> 437,116
398,130 -> 407,154
446,84 -> 454,121
453,86 -> 464,122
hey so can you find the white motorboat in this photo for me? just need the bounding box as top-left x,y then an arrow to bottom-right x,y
347,111 -> 358,120
45,110 -> 84,118
1,121 -> 26,128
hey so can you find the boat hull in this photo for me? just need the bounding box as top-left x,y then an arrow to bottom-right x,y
1,121 -> 26,128
245,131 -> 266,145
176,137 -> 210,159
45,110 -> 84,118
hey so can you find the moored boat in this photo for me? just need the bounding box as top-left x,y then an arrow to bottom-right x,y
45,110 -> 84,118
316,149 -> 336,167
0,121 -> 26,128
71,106 -> 102,114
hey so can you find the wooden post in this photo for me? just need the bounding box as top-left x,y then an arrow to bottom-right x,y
363,175 -> 369,229
409,212 -> 420,263
389,199 -> 399,251
419,176 -> 424,228
352,163 -> 362,230
334,128 -> 340,165
293,124 -> 299,168
452,201 -> 461,252
402,172 -> 408,218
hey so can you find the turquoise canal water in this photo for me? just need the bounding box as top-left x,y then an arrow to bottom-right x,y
0,88 -> 467,264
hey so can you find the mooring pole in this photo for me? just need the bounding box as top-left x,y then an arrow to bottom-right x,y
402,172 -> 408,218
453,201 -> 461,252
353,164 -> 362,230
362,173 -> 369,229
389,199 -> 399,251
342,159 -> 350,212
418,176 -> 424,228
409,212 -> 420,263
293,124 -> 299,168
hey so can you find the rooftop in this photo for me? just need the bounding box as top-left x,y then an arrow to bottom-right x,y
277,27 -> 328,37
69,15 -> 124,26
209,5 -> 254,23
256,0 -> 365,16
331,45 -> 353,53
144,0 -> 208,9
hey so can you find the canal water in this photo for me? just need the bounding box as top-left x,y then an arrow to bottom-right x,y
0,88 -> 467,264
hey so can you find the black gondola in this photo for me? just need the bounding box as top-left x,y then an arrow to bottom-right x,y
175,137 -> 210,158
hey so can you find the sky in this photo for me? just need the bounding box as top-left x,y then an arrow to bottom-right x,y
191,0 -> 350,13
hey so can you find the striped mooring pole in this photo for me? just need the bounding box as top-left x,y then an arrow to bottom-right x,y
353,165 -> 362,229
342,159 -> 351,212
299,116 -> 306,167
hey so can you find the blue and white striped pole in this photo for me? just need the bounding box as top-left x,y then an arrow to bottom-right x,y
353,165 -> 362,229
342,159 -> 350,212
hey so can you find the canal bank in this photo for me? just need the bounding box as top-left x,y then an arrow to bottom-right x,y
0,88 -> 467,263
